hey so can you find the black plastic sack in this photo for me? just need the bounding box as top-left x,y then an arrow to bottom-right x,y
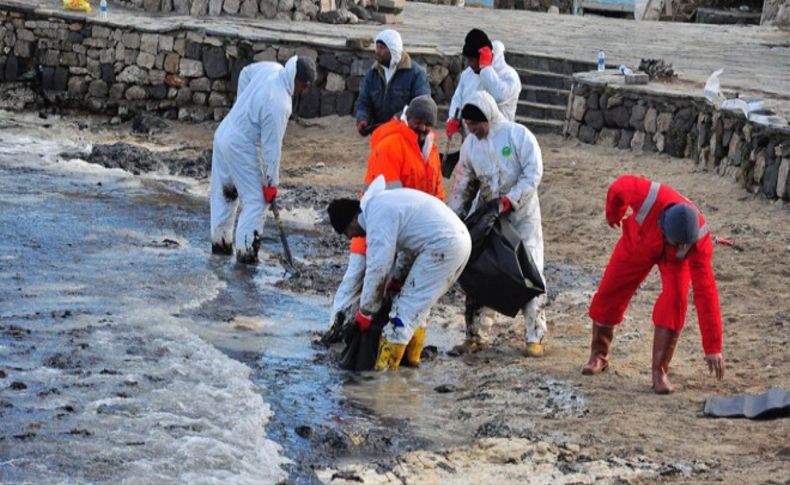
458,203 -> 545,317
337,297 -> 392,371
440,149 -> 460,179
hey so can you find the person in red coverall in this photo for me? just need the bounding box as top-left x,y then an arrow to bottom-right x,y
582,175 -> 725,394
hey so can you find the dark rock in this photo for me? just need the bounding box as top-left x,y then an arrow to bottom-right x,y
630,104 -> 647,130
605,106 -> 630,128
619,129 -> 635,149
68,31 -> 84,44
202,46 -> 229,79
347,75 -> 363,92
295,425 -> 312,438
587,92 -> 599,110
297,89 -> 321,118
348,4 -> 371,20
421,345 -> 438,362
448,56 -> 463,76
643,133 -> 658,152
41,66 -> 55,90
185,41 -> 202,60
318,53 -> 343,74
9,381 -> 27,391
336,91 -> 355,116
100,63 -> 115,84
5,56 -> 19,82
762,159 -> 779,198
320,91 -> 336,117
149,84 -> 168,100
578,125 -> 596,144
434,384 -> 457,393
583,109 -> 604,130
132,114 -> 167,134
53,67 -> 68,92
475,418 -> 512,438
229,58 -> 253,93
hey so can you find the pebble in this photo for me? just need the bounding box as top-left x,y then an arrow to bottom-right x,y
535,442 -> 551,455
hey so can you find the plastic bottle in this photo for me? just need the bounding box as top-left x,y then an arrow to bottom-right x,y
100,0 -> 107,19
597,50 -> 605,72
618,65 -> 633,75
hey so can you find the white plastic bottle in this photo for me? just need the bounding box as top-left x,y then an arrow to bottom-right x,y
597,50 -> 605,72
100,0 -> 108,19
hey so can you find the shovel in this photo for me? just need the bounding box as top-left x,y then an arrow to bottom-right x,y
269,199 -> 298,274
441,108 -> 461,178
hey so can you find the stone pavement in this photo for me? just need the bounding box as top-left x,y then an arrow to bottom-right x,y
7,0 -> 790,102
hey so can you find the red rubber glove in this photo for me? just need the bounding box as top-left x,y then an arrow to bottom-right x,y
263,186 -> 278,204
355,309 -> 372,332
478,46 -> 493,68
499,196 -> 512,214
445,118 -> 461,138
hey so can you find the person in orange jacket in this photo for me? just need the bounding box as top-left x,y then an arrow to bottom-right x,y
324,95 -> 445,366
582,175 -> 725,394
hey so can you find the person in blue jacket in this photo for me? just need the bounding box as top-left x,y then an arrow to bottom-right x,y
355,29 -> 431,137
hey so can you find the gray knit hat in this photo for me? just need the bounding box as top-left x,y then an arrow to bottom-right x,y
659,203 -> 700,245
406,95 -> 437,126
296,56 -> 316,84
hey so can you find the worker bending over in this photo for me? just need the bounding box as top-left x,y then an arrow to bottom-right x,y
328,177 -> 471,370
583,175 -> 725,394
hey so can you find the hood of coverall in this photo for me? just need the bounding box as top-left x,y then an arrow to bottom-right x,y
280,55 -> 298,96
375,29 -> 403,84
463,90 -> 506,138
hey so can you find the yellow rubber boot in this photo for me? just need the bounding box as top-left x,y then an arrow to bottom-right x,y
403,327 -> 426,367
525,342 -> 545,358
375,336 -> 407,371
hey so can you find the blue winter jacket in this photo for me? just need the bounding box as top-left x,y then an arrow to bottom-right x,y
355,52 -> 431,129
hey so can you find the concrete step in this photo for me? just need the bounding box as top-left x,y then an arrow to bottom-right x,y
516,100 -> 567,121
515,116 -> 565,135
517,68 -> 573,90
506,53 -> 597,76
519,84 -> 569,107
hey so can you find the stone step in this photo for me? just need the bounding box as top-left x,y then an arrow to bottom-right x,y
516,100 -> 567,121
515,116 -> 565,135
506,53 -> 597,76
517,68 -> 573,90
519,84 -> 569,107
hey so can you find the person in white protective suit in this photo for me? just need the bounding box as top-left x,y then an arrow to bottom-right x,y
210,55 -> 316,263
445,29 -> 521,140
327,176 -> 472,370
447,90 -> 548,358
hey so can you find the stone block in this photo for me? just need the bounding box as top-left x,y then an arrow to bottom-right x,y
209,0 -> 223,15
606,95 -> 622,109
174,38 -> 186,56
100,63 -> 114,83
88,79 -> 108,97
149,69 -> 166,85
224,0 -> 241,13
597,128 -> 619,147
428,64 -> 449,85
155,52 -> 165,70
117,65 -> 148,84
644,107 -> 657,133
180,59 -> 204,77
253,48 -> 277,62
42,49 -> 59,66
298,88 -> 321,118
350,58 -> 373,77
140,34 -> 159,55
202,46 -> 228,79
325,72 -> 345,92
165,74 -> 187,87
625,73 -> 649,85
87,59 -> 101,79
631,131 -> 645,151
144,0 -> 161,11
241,0 -> 259,16
91,26 -> 111,39
318,53 -> 344,73
578,125 -> 596,144
762,158 -> 779,198
41,66 -> 55,90
656,112 -> 673,133
126,85 -> 148,100
159,35 -> 174,52
347,75 -> 363,92
567,119 -> 580,138
17,28 -> 35,42
376,0 -> 406,9
370,11 -> 403,23
320,91 -> 337,117
175,87 -> 192,105
122,32 -> 141,50
149,84 -> 168,100
605,106 -> 629,129
14,40 -> 32,58
583,109 -> 603,130
137,52 -> 156,69
629,104 -> 646,130
190,77 -> 211,92
212,80 -> 227,91
67,76 -> 87,95
260,0 -> 279,18
571,95 -> 586,122
777,158 -> 790,200
162,0 -> 174,12
109,83 -> 126,100
115,44 -> 126,62
164,53 -> 180,74
586,92 -> 599,110
192,92 -> 207,105
654,132 -> 665,152
279,0 -> 295,12
643,133 -> 658,152
619,129 -> 634,149
100,49 -> 114,64
337,91 -> 355,116
190,0 -> 209,16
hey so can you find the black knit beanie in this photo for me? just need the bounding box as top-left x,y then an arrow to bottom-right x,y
462,28 -> 492,58
327,199 -> 360,234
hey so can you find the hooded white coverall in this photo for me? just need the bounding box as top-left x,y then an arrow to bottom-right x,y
448,41 -> 521,123
448,91 -> 547,345
375,29 -> 403,84
358,177 -> 472,345
210,56 -> 297,261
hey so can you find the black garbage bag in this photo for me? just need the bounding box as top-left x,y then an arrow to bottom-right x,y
458,203 -> 545,317
337,297 -> 392,371
440,149 -> 460,179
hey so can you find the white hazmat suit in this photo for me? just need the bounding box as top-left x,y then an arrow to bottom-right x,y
210,56 -> 297,262
448,91 -> 547,346
448,41 -> 521,122
359,177 -> 472,345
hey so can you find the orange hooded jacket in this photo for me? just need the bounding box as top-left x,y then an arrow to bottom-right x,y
350,118 -> 445,254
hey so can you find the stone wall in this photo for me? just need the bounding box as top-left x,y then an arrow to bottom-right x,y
566,73 -> 790,200
115,0 -> 315,20
0,5 -> 460,122
408,0 -> 573,13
